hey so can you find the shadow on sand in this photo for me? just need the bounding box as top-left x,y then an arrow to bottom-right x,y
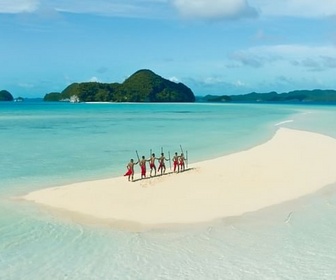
132,168 -> 194,182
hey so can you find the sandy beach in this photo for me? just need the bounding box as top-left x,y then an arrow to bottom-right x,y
23,128 -> 336,230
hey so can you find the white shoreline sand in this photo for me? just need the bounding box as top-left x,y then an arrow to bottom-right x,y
23,128 -> 336,230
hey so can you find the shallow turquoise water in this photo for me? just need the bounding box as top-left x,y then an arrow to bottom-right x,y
0,101 -> 297,194
1,101 -> 336,279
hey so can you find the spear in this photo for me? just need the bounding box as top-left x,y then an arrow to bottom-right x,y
135,150 -> 140,163
186,150 -> 188,169
180,145 -> 184,154
168,151 -> 171,171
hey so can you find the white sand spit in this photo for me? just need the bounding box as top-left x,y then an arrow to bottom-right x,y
23,128 -> 336,229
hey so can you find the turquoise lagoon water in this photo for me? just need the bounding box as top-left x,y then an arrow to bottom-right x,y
1,101 -> 336,279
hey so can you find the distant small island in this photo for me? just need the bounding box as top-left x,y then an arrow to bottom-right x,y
0,90 -> 14,101
198,89 -> 336,103
44,69 -> 196,103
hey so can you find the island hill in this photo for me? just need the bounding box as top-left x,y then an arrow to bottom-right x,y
0,90 -> 14,101
44,69 -> 196,103
199,89 -> 336,103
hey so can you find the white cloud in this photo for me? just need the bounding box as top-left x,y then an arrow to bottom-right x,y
172,0 -> 258,20
1,0 -> 335,19
0,0 -> 168,18
292,56 -> 336,72
169,76 -> 180,83
229,44 -> 336,71
0,0 -> 39,13
53,1 -> 139,16
234,80 -> 246,87
251,0 -> 336,18
18,82 -> 35,88
44,0 -> 168,18
203,76 -> 227,85
229,51 -> 266,67
89,76 -> 101,82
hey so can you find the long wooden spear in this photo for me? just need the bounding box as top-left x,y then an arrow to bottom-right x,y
180,145 -> 184,154
135,150 -> 140,163
186,150 -> 188,169
168,151 -> 171,171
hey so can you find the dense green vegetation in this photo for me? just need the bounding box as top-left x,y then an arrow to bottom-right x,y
199,95 -> 232,102
199,89 -> 336,103
44,69 -> 195,102
0,90 -> 14,101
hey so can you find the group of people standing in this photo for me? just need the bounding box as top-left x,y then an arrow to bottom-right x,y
124,151 -> 187,181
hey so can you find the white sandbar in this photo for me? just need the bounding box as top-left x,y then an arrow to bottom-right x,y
23,128 -> 336,230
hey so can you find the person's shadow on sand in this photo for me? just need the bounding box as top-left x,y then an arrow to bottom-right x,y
132,168 -> 193,182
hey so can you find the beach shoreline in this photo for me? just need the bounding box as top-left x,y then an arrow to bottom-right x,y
22,128 -> 336,231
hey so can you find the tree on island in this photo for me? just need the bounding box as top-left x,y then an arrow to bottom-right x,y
0,90 -> 14,101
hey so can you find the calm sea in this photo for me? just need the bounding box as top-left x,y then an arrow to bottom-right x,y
1,101 -> 336,279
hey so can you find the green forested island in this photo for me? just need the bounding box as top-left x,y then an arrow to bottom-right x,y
199,89 -> 336,103
3,72 -> 336,104
44,69 -> 195,102
0,90 -> 14,101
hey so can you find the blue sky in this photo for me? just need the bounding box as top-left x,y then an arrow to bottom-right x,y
1,0 -> 336,98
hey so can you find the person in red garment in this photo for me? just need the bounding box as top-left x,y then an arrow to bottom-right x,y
139,155 -> 149,179
158,152 -> 169,175
124,159 -> 138,181
172,152 -> 180,173
149,153 -> 157,177
179,153 -> 186,172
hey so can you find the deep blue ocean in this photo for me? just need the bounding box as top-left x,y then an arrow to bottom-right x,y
1,101 -> 336,279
